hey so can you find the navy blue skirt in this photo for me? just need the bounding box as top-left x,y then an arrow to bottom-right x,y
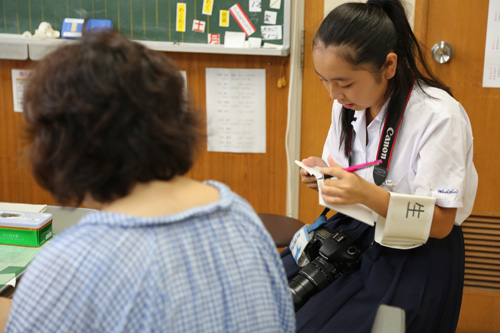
281,213 -> 465,333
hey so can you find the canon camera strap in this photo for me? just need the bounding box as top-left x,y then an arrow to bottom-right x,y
349,80 -> 414,186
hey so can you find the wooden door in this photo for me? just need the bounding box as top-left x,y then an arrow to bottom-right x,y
415,0 -> 499,217
415,0 -> 500,331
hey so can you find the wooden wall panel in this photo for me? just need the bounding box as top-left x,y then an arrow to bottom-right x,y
0,59 -> 55,205
298,1 -> 333,224
168,52 -> 290,215
0,51 -> 290,215
457,288 -> 500,333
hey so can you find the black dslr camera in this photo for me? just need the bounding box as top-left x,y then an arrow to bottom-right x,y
288,228 -> 362,310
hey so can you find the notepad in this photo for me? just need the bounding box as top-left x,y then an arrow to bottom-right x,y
295,160 -> 377,226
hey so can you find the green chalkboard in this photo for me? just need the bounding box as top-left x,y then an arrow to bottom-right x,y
0,0 -> 288,47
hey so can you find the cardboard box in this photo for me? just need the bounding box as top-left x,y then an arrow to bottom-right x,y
0,210 -> 53,247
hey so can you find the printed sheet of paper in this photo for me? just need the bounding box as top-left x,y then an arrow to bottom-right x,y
224,31 -> 246,48
229,3 -> 256,36
261,25 -> 282,40
249,0 -> 262,12
295,160 -> 376,226
270,0 -> 281,9
206,68 -> 266,153
202,0 -> 214,15
220,10 -> 230,27
176,3 -> 187,32
11,69 -> 32,112
264,10 -> 278,24
483,0 -> 500,87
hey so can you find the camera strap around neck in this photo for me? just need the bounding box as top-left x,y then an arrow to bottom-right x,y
290,81 -> 414,266
348,80 -> 414,186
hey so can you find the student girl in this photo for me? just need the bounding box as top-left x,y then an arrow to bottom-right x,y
281,0 -> 478,332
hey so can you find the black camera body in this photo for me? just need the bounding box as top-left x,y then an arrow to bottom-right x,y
288,228 -> 362,310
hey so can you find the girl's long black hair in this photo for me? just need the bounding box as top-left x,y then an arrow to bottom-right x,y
314,0 -> 451,157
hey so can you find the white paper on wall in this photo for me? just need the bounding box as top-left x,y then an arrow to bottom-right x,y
206,68 -> 266,153
483,0 -> 500,88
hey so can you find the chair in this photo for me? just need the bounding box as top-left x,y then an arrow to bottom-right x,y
258,213 -> 305,248
371,304 -> 406,333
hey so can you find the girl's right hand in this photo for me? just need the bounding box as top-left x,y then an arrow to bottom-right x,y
299,157 -> 327,190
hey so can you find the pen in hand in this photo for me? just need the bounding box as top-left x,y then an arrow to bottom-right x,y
323,159 -> 382,179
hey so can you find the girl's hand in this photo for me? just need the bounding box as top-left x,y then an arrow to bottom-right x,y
299,156 -> 327,190
320,156 -> 368,205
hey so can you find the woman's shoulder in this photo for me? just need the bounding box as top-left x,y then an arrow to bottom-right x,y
204,180 -> 253,210
204,181 -> 270,231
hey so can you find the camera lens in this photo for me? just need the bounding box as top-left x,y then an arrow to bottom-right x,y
288,230 -> 362,311
288,274 -> 316,310
288,257 -> 338,309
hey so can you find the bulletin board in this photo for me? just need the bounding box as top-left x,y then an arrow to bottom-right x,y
0,0 -> 289,50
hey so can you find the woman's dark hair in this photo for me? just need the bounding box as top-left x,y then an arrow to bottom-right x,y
314,0 -> 451,157
23,30 -> 202,206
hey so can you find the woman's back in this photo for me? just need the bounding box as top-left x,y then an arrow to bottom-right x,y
7,181 -> 295,332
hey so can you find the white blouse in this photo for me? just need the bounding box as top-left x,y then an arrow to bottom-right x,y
322,84 -> 478,225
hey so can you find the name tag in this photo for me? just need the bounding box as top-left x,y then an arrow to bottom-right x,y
289,225 -> 311,267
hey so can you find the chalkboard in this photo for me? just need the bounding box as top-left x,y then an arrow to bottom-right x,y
0,0 -> 288,48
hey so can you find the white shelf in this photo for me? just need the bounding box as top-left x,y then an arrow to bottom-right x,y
0,34 -> 28,60
26,37 -> 75,61
0,34 -> 289,61
138,40 -> 289,56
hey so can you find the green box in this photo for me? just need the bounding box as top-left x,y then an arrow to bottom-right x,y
0,211 -> 53,247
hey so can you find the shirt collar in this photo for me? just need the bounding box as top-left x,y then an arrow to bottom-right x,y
351,98 -> 391,134
76,180 -> 234,228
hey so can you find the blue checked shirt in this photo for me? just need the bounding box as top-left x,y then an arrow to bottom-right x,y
6,181 -> 295,332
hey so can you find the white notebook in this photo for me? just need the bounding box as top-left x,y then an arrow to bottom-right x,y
295,160 -> 376,226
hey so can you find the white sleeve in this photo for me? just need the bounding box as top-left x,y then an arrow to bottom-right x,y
412,99 -> 477,223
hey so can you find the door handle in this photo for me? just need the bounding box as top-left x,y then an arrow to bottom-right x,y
431,41 -> 453,64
